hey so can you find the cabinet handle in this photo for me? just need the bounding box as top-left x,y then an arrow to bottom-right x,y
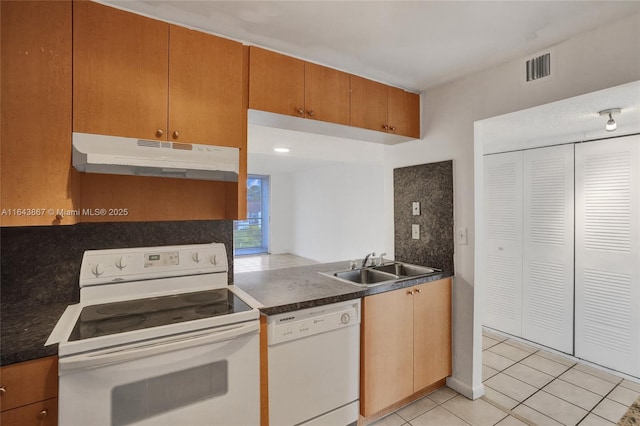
37,409 -> 48,420
297,108 -> 304,115
172,131 -> 179,139
156,129 -> 164,137
390,126 -> 396,131
415,288 -> 421,294
382,124 -> 389,130
307,110 -> 315,117
407,290 -> 414,295
0,386 -> 5,396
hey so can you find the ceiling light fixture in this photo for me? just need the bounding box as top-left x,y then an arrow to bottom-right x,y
273,147 -> 290,153
599,108 -> 621,132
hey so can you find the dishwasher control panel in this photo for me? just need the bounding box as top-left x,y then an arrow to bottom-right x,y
267,299 -> 361,345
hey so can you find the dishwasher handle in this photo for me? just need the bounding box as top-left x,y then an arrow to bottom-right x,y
59,321 -> 259,373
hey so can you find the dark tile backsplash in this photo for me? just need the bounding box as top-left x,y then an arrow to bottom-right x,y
394,160 -> 454,274
0,220 -> 234,307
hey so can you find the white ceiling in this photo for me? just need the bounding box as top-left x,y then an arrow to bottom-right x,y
247,124 -> 386,174
479,80 -> 640,154
103,1 -> 640,92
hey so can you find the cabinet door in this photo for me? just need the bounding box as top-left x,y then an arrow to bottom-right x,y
483,151 -> 523,336
413,279 -> 452,392
361,289 -> 414,416
350,76 -> 388,132
169,26 -> 245,147
249,47 -> 305,118
522,145 -> 574,353
388,87 -> 420,138
1,398 -> 58,426
575,135 -> 640,377
73,1 -> 169,140
0,356 -> 58,412
304,63 -> 350,125
0,0 -> 76,226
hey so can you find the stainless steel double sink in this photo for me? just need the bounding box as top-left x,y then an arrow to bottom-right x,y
322,262 -> 441,287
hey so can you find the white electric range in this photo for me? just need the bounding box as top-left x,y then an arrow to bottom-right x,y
47,243 -> 260,426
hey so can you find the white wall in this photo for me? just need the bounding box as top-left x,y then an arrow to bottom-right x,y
268,172 -> 293,254
248,125 -> 387,262
289,162 -> 385,262
383,12 -> 640,398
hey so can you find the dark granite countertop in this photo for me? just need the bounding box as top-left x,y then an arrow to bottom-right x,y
0,262 -> 452,366
1,302 -> 69,366
233,260 -> 453,316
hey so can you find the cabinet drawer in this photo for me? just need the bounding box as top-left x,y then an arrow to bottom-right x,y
0,357 -> 57,412
1,398 -> 57,426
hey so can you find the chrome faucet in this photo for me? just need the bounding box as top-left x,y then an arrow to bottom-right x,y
362,252 -> 375,268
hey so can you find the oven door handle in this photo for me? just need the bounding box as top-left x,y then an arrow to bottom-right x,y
59,321 -> 259,373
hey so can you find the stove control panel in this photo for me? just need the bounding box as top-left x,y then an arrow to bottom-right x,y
144,251 -> 179,268
79,243 -> 228,286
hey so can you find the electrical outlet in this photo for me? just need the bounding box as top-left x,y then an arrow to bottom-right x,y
412,202 -> 420,216
412,224 -> 420,240
457,227 -> 468,245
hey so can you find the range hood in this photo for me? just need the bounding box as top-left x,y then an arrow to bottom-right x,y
72,133 -> 239,182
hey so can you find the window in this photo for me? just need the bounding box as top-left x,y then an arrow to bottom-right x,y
233,175 -> 269,256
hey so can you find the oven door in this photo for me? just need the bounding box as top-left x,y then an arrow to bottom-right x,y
59,321 -> 259,426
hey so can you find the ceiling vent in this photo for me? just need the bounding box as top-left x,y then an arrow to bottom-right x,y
522,48 -> 555,85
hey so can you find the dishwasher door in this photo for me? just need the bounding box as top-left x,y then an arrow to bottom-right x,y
267,299 -> 361,426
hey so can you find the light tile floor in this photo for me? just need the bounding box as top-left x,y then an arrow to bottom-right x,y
372,329 -> 640,426
233,253 -> 318,273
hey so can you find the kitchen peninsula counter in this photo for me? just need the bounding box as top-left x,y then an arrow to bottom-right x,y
0,262 -> 452,366
233,261 -> 453,315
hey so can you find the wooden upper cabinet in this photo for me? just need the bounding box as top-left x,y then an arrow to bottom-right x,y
249,47 -> 420,139
351,76 -> 420,138
350,75 -> 388,133
74,2 -> 246,148
73,1 -> 169,140
388,86 -> 420,138
168,25 -> 245,148
249,47 -> 305,118
249,48 -> 350,125
304,63 -> 350,125
1,0 -> 78,226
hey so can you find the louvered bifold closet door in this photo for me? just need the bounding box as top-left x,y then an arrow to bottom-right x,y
522,145 -> 574,353
575,135 -> 640,377
484,151 -> 523,336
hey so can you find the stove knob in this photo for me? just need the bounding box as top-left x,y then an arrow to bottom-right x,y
210,255 -> 217,266
115,256 -> 128,270
192,252 -> 201,263
92,263 -> 105,277
340,313 -> 351,325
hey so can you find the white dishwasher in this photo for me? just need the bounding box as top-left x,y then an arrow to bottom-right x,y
268,299 -> 361,426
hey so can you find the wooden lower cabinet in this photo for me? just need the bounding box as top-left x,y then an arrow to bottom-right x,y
413,279 -> 452,391
1,398 -> 58,426
361,278 -> 451,418
0,356 -> 58,426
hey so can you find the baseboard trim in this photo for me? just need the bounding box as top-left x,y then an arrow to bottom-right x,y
446,376 -> 485,400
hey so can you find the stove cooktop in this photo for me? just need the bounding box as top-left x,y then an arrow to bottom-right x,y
68,288 -> 252,341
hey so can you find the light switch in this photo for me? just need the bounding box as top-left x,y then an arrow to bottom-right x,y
412,202 -> 420,216
412,224 -> 420,240
457,227 -> 468,245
